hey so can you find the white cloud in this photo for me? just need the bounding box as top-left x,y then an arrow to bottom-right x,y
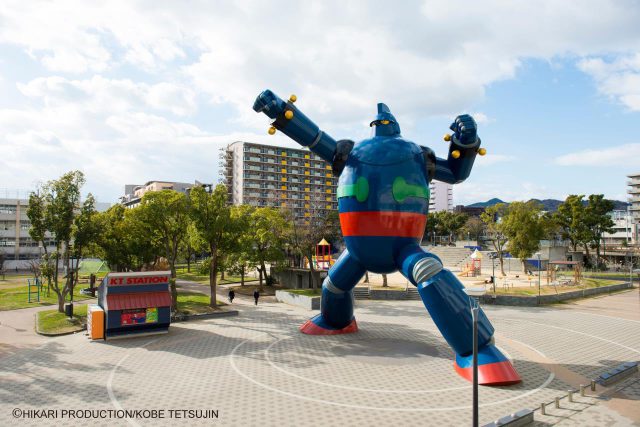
17,76 -> 196,117
471,113 -> 492,125
1,0 -> 639,123
474,154 -> 515,167
578,54 -> 640,111
1,0 -> 640,203
555,143 -> 640,167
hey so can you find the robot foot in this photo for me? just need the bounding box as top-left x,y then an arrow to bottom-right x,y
453,343 -> 521,386
299,314 -> 358,335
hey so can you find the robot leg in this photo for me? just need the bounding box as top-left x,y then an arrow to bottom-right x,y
396,245 -> 521,385
300,249 -> 366,335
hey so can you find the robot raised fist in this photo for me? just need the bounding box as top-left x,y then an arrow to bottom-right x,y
253,90 -> 520,386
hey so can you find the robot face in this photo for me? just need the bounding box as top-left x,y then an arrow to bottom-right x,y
370,103 -> 401,137
370,118 -> 401,137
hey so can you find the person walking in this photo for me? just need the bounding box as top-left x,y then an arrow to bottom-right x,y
253,289 -> 260,306
228,289 -> 235,304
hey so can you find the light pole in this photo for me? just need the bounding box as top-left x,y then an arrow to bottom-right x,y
490,252 -> 496,296
464,286 -> 487,427
535,252 -> 542,301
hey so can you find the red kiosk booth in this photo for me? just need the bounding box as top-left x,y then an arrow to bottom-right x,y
97,271 -> 172,339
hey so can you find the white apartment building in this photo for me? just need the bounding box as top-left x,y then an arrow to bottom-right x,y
429,181 -> 453,212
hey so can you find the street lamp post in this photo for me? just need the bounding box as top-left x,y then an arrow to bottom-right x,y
464,286 -> 487,427
492,254 -> 496,296
535,252 -> 542,301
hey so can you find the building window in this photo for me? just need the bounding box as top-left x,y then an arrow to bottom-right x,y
0,205 -> 17,215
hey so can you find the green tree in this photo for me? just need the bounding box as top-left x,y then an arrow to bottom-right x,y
138,190 -> 189,310
480,203 -> 509,276
71,194 -> 100,288
189,185 -> 235,307
584,194 -> 615,269
179,221 -> 206,273
27,191 -> 49,255
554,195 -> 589,252
227,204 -> 257,286
246,207 -> 291,287
26,171 -> 85,312
442,211 -> 468,244
500,201 -> 547,272
462,216 -> 485,242
287,194 -> 341,289
94,205 -> 158,272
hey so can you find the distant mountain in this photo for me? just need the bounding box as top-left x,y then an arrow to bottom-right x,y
529,199 -> 563,212
467,198 -> 505,208
466,198 -> 629,212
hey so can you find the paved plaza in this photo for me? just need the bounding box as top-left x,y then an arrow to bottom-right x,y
1,288 -> 640,426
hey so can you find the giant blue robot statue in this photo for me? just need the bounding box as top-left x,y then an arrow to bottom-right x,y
253,90 -> 521,385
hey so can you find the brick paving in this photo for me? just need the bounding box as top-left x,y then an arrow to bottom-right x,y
1,289 -> 639,426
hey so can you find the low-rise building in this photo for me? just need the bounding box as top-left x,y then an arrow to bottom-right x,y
120,180 -> 211,208
628,173 -> 640,240
602,210 -> 636,247
0,197 -> 55,270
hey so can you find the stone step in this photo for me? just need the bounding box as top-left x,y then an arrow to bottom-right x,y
353,287 -> 370,299
406,288 -> 421,300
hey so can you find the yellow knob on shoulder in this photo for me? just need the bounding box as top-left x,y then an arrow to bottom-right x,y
444,133 -> 452,142
268,126 -> 276,135
289,94 -> 297,103
451,150 -> 461,159
284,110 -> 294,120
478,148 -> 487,156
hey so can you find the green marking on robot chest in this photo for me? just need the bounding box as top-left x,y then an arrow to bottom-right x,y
337,176 -> 369,202
392,176 -> 429,203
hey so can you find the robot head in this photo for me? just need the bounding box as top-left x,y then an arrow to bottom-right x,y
370,103 -> 401,137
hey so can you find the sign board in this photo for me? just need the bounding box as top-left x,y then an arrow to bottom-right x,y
106,271 -> 170,286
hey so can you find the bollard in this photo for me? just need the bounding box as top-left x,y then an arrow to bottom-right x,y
591,380 -> 596,391
580,385 -> 586,397
568,390 -> 574,403
540,402 -> 546,415
555,397 -> 560,409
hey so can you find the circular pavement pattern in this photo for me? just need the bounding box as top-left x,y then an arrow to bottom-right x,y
3,294 -> 640,427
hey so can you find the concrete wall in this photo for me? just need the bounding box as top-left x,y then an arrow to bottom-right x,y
274,268 -> 327,289
480,282 -> 632,306
275,290 -> 320,310
369,289 -> 408,300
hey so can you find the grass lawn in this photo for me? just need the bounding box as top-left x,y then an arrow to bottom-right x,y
285,289 -> 322,297
370,285 -> 406,291
230,284 -> 285,297
175,267 -> 254,285
0,277 -> 93,311
177,291 -> 226,315
486,277 -> 624,296
36,304 -> 88,335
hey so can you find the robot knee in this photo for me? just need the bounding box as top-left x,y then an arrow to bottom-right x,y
322,276 -> 345,294
412,257 -> 443,284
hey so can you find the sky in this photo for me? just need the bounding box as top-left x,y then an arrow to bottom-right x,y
1,0 -> 639,206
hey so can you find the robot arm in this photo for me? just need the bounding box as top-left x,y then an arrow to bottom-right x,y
253,90 -> 342,166
424,114 -> 484,184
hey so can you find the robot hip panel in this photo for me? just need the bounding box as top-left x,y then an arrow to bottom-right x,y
344,236 -> 420,273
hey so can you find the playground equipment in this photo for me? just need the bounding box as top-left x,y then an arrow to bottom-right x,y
253,89 -> 520,385
27,277 -> 42,303
314,238 -> 334,270
547,261 -> 582,286
458,249 -> 482,277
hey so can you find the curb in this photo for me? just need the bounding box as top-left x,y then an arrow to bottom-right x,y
173,309 -> 239,322
34,312 -> 87,337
